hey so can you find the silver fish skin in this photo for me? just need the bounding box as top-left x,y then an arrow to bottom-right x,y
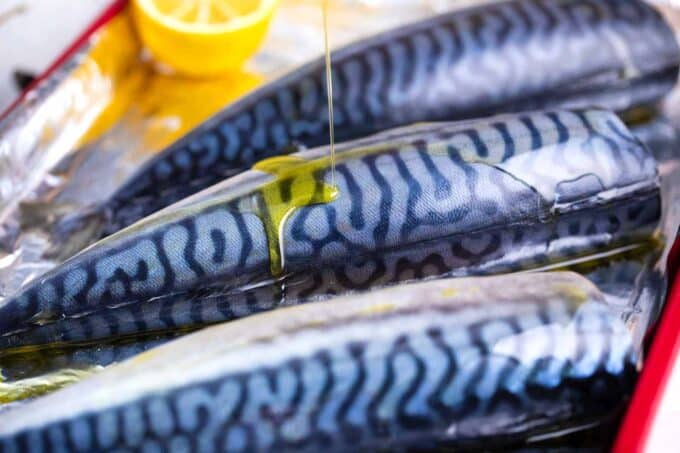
101,0 -> 680,234
0,272 -> 637,451
0,109 -> 660,350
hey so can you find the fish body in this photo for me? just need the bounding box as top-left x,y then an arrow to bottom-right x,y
0,109 -> 660,350
0,272 -> 637,451
102,0 -> 679,234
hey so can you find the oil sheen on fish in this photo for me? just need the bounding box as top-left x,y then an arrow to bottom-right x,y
0,109 -> 660,350
101,0 -> 679,234
0,273 -> 637,451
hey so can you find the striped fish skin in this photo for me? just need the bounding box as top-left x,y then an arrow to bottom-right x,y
0,109 -> 660,350
0,273 -> 637,451
102,0 -> 680,234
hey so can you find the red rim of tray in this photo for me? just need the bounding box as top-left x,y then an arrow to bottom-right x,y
0,0 -> 129,121
0,1 -> 679,450
613,238 -> 680,453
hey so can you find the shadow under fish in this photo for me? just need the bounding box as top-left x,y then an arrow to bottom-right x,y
56,0 -> 679,244
0,272 -> 638,451
0,109 -> 661,354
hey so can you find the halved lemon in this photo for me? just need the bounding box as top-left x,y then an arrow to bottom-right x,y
132,0 -> 278,77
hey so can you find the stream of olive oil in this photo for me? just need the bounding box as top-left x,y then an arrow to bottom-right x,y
322,0 -> 336,187
250,3 -> 339,278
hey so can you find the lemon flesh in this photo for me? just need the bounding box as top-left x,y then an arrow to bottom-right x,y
132,0 -> 278,76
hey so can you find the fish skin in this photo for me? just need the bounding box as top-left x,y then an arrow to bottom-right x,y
0,109 -> 661,350
100,0 -> 680,235
0,272 -> 637,451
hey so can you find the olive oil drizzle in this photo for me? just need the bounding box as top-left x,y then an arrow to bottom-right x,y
252,156 -> 339,276
251,138 -> 419,277
323,0 -> 336,187
248,6 -> 340,278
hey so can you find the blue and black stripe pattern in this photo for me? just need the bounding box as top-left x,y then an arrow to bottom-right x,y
0,109 -> 660,350
0,273 -> 637,451
103,0 -> 679,234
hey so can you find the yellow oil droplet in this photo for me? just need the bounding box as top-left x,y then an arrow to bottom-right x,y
359,303 -> 396,317
253,156 -> 339,276
440,288 -> 459,298
552,283 -> 590,308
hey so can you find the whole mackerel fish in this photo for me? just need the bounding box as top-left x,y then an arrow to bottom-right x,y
0,273 -> 637,451
0,109 -> 660,351
100,0 -> 679,234
0,239 -> 658,404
